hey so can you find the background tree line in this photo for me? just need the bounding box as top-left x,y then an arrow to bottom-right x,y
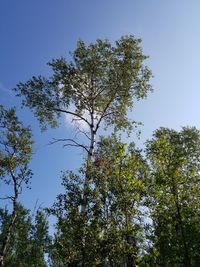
0,36 -> 200,266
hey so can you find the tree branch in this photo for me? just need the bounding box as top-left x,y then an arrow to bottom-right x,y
52,108 -> 91,127
74,129 -> 91,141
49,138 -> 90,154
95,97 -> 115,132
0,196 -> 13,201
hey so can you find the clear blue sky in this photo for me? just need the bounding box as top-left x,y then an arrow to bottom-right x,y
1,0 -> 200,211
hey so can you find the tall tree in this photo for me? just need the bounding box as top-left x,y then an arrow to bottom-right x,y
0,204 -> 49,267
48,135 -> 148,266
0,105 -> 33,267
15,35 -> 152,265
145,127 -> 200,267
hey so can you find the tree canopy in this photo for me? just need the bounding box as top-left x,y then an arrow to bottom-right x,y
0,105 -> 33,267
145,127 -> 200,266
15,35 -> 152,139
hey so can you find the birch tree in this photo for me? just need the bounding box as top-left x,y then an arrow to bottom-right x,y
15,35 -> 152,265
48,135 -> 148,266
145,127 -> 200,266
0,105 -> 33,267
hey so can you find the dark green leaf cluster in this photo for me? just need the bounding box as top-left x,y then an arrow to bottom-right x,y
144,127 -> 200,266
47,128 -> 200,266
48,136 -> 148,266
0,205 -> 49,267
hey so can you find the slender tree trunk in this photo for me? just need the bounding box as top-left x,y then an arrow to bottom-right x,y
81,128 -> 96,214
175,201 -> 191,267
0,168 -> 18,267
124,208 -> 137,267
119,158 -> 137,267
0,201 -> 17,267
172,182 -> 191,267
80,122 -> 96,266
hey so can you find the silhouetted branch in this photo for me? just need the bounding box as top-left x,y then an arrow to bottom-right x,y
52,108 -> 91,127
49,138 -> 90,154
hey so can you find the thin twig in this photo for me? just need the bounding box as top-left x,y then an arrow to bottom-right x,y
52,108 -> 91,127
49,138 -> 90,154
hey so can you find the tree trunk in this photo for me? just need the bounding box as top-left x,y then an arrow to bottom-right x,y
0,210 -> 17,267
79,124 -> 96,266
172,182 -> 191,267
0,169 -> 18,267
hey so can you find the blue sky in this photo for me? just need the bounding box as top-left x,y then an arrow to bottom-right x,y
1,0 -> 200,211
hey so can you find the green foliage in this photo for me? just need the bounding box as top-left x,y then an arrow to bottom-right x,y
11,35 -> 200,266
13,36 -> 153,266
0,105 -> 33,186
13,36 -> 153,265
48,135 -> 149,266
0,105 -> 34,266
145,127 -> 200,266
14,35 -> 152,132
0,204 -> 49,267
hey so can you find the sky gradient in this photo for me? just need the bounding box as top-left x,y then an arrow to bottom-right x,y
1,0 -> 200,212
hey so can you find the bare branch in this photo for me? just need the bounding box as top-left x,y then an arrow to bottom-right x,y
0,196 -> 13,201
102,111 -> 115,119
63,143 -> 89,153
72,117 -> 84,123
74,128 -> 91,141
52,108 -> 91,127
49,138 -> 90,154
